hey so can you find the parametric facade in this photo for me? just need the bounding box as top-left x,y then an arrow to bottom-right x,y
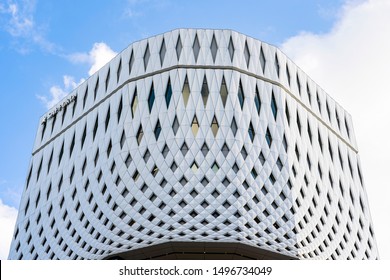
9,29 -> 379,260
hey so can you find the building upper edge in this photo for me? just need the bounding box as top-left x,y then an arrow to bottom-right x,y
34,28 -> 358,153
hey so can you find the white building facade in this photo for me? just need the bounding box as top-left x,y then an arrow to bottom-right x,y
8,29 -> 379,260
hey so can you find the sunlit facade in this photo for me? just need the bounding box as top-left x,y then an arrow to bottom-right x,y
8,29 -> 379,260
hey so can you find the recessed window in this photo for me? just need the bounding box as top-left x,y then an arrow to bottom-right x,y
180,176 -> 188,186
169,188 -> 177,197
360,196 -> 365,214
176,35 -> 182,60
47,149 -> 53,174
132,170 -> 139,182
201,75 -> 209,106
191,116 -> 199,136
201,143 -> 209,156
104,106 -> 111,132
328,138 -> 334,161
125,153 -> 132,168
222,143 -> 229,157
106,139 -> 112,157
306,83 -> 311,103
148,83 -> 155,112
191,161 -> 198,172
269,173 -> 276,184
271,92 -> 277,120
276,158 -> 283,171
41,122 -> 46,140
93,115 -> 98,140
165,78 -> 172,107
210,34 -> 218,62
69,132 -> 75,157
248,122 -> 255,142
295,144 -> 300,160
251,168 -> 258,179
94,77 -> 99,100
307,121 -> 313,143
338,148 -> 344,170
181,143 -> 189,156
120,130 -> 126,148
326,101 -> 331,122
171,115 -> 179,135
212,162 -> 219,173
159,38 -> 166,65
154,120 -> 161,140
72,98 -> 77,117
211,116 -> 218,137
94,149 -> 100,167
117,58 -> 122,82
36,156 -> 43,181
128,50 -> 134,74
83,86 -> 88,109
58,141 -> 64,166
24,199 -> 30,216
228,36 -> 234,62
286,65 -> 291,86
162,144 -> 169,158
307,154 -> 312,170
318,163 -> 323,179
136,126 -> 143,145
144,149 -> 151,162
51,114 -> 56,133
318,131 -> 323,152
80,124 -> 87,149
182,76 -> 190,107
219,76 -> 228,107
260,46 -> 266,73
105,68 -> 110,92
193,34 -> 200,62
143,43 -> 150,70
259,151 -> 265,164
244,40 -> 250,67
265,127 -> 272,147
151,165 -> 158,177
348,155 -> 354,177
275,53 -> 280,77
35,191 -> 41,207
241,146 -> 247,159
46,183 -> 51,200
357,163 -> 364,185
237,80 -> 244,110
255,85 -> 261,114
117,96 -> 123,123
69,166 -> 75,184
345,118 -> 350,138
296,112 -> 302,134
131,87 -> 138,118
58,174 -> 63,192
231,117 -> 238,136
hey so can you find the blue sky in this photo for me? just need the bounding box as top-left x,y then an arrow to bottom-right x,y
1,0 -> 389,260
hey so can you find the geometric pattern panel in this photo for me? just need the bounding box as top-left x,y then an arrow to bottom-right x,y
8,29 -> 378,260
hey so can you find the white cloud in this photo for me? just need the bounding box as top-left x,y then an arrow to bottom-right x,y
38,43 -> 116,109
0,0 -> 57,53
68,42 -> 117,76
0,0 -> 34,37
37,75 -> 85,109
0,199 -> 18,260
281,0 -> 390,259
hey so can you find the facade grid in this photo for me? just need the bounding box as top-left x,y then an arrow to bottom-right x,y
8,29 -> 378,260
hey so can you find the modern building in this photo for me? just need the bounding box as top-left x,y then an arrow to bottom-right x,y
8,29 -> 379,260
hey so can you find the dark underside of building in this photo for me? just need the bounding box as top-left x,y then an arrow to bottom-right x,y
105,242 -> 297,260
